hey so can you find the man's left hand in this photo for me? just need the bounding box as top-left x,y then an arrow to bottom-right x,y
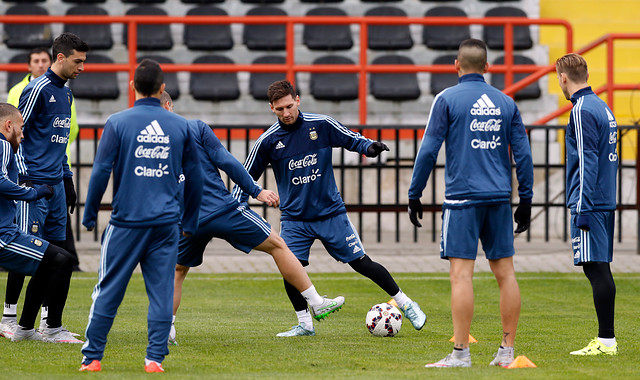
64,177 -> 77,214
366,141 -> 390,158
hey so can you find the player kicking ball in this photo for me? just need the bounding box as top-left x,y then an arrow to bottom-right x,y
158,92 -> 344,345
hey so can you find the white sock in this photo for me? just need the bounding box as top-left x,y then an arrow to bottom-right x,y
391,290 -> 411,309
296,309 -> 313,330
145,358 -> 161,366
40,306 -> 48,323
598,337 -> 616,347
3,303 -> 17,318
452,347 -> 470,358
300,285 -> 324,306
172,315 -> 176,325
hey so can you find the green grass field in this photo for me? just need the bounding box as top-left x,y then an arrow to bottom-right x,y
0,272 -> 638,379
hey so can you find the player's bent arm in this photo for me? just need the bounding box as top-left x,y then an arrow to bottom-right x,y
181,132 -> 204,235
255,189 -> 279,208
510,108 -> 534,200
0,176 -> 39,201
232,138 -> 269,204
210,147 -> 262,199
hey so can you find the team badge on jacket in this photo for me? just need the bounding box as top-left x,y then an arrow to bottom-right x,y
309,129 -> 318,140
32,239 -> 43,247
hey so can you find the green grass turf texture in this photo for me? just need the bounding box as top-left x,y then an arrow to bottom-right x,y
0,272 -> 638,379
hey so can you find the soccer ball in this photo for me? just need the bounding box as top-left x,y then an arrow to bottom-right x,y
366,303 -> 402,337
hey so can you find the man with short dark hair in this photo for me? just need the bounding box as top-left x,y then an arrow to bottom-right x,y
409,39 -> 533,368
234,79 -> 426,337
0,103 -> 76,343
556,53 -> 618,356
80,59 -> 203,373
0,33 -> 88,342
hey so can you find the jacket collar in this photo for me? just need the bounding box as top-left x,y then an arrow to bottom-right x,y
459,73 -> 485,83
134,97 -> 162,107
570,86 -> 594,104
44,68 -> 66,88
278,110 -> 304,132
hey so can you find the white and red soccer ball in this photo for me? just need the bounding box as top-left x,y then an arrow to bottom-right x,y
366,303 -> 402,337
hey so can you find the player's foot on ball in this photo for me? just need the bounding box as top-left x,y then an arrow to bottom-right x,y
42,327 -> 84,344
310,296 -> 344,321
145,360 -> 164,373
570,338 -> 618,356
11,326 -> 43,342
79,360 -> 102,372
0,317 -> 18,338
400,301 -> 426,330
168,323 -> 178,346
490,346 -> 514,367
425,353 -> 472,368
276,324 -> 315,337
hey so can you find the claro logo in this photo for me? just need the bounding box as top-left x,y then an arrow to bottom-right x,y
471,136 -> 502,150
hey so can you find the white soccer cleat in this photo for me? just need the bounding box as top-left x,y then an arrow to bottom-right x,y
400,301 -> 427,330
490,346 -> 515,367
310,296 -> 345,321
276,324 -> 315,337
42,327 -> 84,344
11,327 -> 43,342
425,353 -> 472,368
0,317 -> 18,338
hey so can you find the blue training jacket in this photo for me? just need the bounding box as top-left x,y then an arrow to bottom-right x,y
82,98 -> 203,234
233,111 -> 373,221
566,87 -> 617,214
0,135 -> 41,248
187,119 -> 262,223
409,74 -> 533,207
16,68 -> 73,184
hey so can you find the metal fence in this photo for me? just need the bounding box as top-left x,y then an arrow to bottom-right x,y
73,124 -> 639,246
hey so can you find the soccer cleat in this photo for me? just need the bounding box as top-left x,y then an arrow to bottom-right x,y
276,324 -> 315,337
310,296 -> 345,321
425,353 -> 472,368
11,327 -> 43,342
38,318 -> 47,334
400,301 -> 427,330
42,327 -> 84,344
0,317 -> 18,338
570,338 -> 618,356
168,323 -> 178,346
490,346 -> 515,367
79,360 -> 102,372
145,361 -> 164,373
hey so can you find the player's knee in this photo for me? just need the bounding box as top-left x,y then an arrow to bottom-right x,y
175,264 -> 190,277
348,254 -> 372,272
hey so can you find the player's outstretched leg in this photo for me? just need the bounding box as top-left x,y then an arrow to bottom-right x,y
348,255 -> 426,330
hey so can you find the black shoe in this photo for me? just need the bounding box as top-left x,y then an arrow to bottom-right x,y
72,265 -> 84,272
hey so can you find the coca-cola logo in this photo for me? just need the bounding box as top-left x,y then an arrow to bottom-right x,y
52,117 -> 70,128
469,118 -> 502,132
135,145 -> 170,159
288,154 -> 318,171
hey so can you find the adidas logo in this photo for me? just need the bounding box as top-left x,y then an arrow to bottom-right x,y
353,246 -> 361,254
137,120 -> 170,144
275,141 -> 286,150
470,94 -> 501,116
49,95 -> 56,103
606,108 -> 617,128
606,108 -> 614,121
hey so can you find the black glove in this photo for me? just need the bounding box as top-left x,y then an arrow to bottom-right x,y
408,198 -> 423,228
63,177 -> 77,214
366,141 -> 390,158
19,179 -> 34,188
34,184 -> 54,200
514,198 -> 532,234
575,214 -> 590,231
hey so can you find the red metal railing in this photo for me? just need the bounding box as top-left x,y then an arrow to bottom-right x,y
0,14 -> 572,124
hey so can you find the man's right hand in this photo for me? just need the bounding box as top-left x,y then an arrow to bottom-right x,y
408,198 -> 423,228
256,189 -> 280,208
34,184 -> 54,200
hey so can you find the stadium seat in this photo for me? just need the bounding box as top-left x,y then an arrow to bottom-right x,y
3,4 -> 53,49
6,53 -> 29,93
429,54 -> 458,95
423,6 -> 470,50
240,0 -> 285,3
361,0 -> 401,2
490,55 -> 541,100
482,7 -> 533,50
310,55 -> 358,101
121,0 -> 166,4
370,55 -> 420,101
249,55 -> 293,101
364,6 -> 413,50
138,55 -> 180,100
62,1 -> 106,3
2,0 -> 45,2
301,0 -> 343,3
189,55 -> 240,101
303,7 -> 353,51
64,5 -> 113,50
123,6 -> 173,51
184,6 -> 233,51
243,6 -> 287,51
69,54 -> 120,100
180,0 -> 224,4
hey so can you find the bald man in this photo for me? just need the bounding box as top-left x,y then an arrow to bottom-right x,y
408,39 -> 533,368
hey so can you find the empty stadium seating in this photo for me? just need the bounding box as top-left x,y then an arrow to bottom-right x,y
310,55 -> 359,101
